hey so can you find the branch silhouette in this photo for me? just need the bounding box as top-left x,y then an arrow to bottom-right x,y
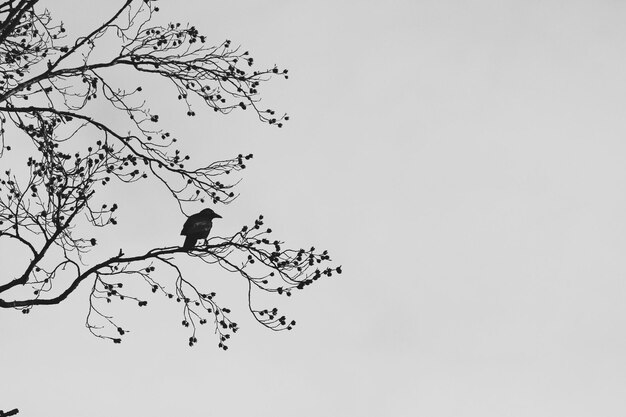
0,0 -> 339,349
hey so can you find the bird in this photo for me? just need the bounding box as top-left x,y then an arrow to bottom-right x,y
180,208 -> 222,250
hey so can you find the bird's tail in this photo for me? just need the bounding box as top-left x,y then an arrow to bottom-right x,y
183,236 -> 197,250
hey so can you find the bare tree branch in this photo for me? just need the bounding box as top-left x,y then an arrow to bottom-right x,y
0,408 -> 19,417
0,0 -> 339,351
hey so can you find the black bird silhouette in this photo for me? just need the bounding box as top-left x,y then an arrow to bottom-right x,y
181,208 -> 222,249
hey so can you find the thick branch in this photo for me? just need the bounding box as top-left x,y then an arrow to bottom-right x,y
0,408 -> 19,417
0,244 -> 204,307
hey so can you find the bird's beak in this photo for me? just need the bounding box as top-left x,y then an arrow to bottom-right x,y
214,213 -> 222,219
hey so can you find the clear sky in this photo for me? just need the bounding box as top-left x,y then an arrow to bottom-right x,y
3,0 -> 626,416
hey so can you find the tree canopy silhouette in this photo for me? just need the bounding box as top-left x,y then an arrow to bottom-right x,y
0,0 -> 340,350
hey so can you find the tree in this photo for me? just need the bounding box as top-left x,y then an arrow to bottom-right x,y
0,0 -> 340,353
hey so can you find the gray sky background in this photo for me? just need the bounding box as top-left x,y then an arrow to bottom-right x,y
3,0 -> 626,416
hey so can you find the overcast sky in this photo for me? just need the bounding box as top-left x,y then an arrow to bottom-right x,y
3,0 -> 626,416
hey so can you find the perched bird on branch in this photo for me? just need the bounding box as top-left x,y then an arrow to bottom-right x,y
181,208 -> 222,250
